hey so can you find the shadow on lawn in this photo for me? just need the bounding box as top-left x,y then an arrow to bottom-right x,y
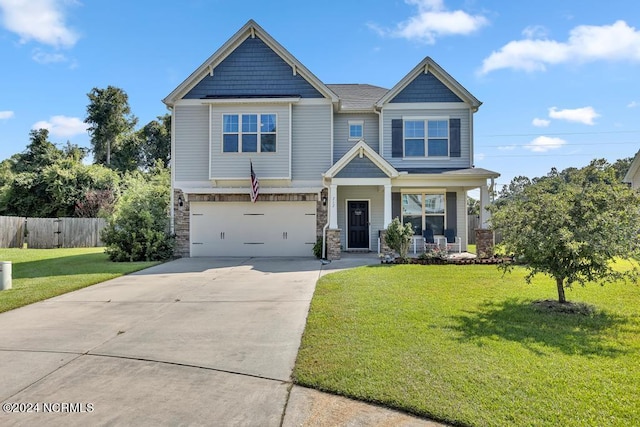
451,298 -> 630,357
10,252 -> 136,279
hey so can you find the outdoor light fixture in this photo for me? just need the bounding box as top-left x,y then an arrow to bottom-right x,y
322,196 -> 327,206
178,195 -> 184,207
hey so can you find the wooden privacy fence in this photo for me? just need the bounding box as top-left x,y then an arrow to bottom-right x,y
0,216 -> 107,249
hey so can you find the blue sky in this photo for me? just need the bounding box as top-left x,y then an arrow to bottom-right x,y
0,0 -> 639,189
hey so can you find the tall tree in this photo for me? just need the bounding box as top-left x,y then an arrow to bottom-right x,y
490,159 -> 640,303
138,113 -> 171,169
15,129 -> 61,172
85,86 -> 137,166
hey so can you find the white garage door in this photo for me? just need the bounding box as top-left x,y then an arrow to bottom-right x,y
190,201 -> 317,257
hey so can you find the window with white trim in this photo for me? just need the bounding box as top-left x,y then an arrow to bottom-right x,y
404,118 -> 449,157
348,120 -> 364,140
401,193 -> 445,235
223,113 -> 277,153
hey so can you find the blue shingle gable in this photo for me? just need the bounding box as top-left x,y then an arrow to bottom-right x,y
335,156 -> 389,178
390,72 -> 462,103
183,37 -> 323,99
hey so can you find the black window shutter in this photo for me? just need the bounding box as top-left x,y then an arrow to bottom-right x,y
392,119 -> 403,158
446,192 -> 457,235
449,118 -> 461,157
392,192 -> 401,220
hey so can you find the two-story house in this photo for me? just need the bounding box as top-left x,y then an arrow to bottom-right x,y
163,20 -> 499,259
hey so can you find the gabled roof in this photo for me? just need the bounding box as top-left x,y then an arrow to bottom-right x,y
375,57 -> 481,110
327,84 -> 389,112
163,20 -> 338,106
323,140 -> 399,179
623,150 -> 640,184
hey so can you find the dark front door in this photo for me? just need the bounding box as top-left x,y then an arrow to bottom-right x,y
348,201 -> 369,249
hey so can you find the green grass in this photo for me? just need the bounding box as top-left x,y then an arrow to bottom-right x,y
294,264 -> 640,426
0,248 -> 159,313
467,244 -> 476,254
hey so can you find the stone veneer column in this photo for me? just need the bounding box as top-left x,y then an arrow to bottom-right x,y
326,229 -> 341,260
316,189 -> 328,238
475,229 -> 494,259
379,230 -> 393,257
173,189 -> 190,258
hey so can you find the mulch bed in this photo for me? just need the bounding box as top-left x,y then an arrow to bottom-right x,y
386,256 -> 514,265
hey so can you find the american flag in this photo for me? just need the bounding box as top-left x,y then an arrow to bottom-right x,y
250,160 -> 259,203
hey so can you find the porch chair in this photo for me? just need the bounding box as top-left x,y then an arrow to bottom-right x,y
423,229 -> 438,252
444,228 -> 462,253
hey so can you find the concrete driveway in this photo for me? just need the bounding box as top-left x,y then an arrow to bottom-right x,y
0,255 -> 437,427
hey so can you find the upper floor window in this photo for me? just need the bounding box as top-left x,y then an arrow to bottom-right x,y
348,121 -> 364,140
223,113 -> 277,153
404,119 -> 449,157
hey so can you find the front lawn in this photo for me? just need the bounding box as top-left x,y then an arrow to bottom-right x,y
0,248 -> 159,314
294,264 -> 640,426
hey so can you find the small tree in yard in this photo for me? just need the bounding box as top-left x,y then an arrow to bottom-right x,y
385,217 -> 414,260
490,159 -> 640,303
102,162 -> 174,261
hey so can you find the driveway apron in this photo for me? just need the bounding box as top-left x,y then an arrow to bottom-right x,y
0,257 -> 322,426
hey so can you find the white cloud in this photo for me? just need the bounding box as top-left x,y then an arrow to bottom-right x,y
0,0 -> 79,48
475,152 -> 485,161
371,0 -> 488,44
32,48 -> 67,64
32,115 -> 88,137
548,106 -> 600,125
522,25 -> 549,39
628,101 -> 638,108
0,110 -> 14,119
497,145 -> 517,151
532,118 -> 550,127
524,136 -> 567,152
480,20 -> 640,74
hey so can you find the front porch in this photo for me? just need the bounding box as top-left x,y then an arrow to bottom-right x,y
321,140 -> 498,260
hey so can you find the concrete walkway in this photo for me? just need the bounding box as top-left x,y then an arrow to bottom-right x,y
0,256 -> 442,426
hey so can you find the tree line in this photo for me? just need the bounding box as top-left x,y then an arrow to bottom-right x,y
0,86 -> 170,218
0,86 -> 174,262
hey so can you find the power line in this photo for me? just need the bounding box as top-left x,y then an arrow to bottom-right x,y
478,130 -> 640,138
477,140 -> 639,149
479,152 -> 634,158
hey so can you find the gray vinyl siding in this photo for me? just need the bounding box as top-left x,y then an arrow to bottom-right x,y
184,37 -> 323,99
291,104 -> 332,182
382,108 -> 472,169
337,186 -> 383,251
333,113 -> 379,162
174,105 -> 210,181
390,72 -> 462,103
335,156 -> 387,178
210,105 -> 290,179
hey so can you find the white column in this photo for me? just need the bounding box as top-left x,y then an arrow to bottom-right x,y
479,185 -> 490,228
329,184 -> 338,229
383,184 -> 392,227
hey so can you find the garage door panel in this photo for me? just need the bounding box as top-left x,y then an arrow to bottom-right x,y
190,201 -> 316,257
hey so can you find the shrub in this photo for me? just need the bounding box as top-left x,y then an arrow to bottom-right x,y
384,217 -> 414,259
312,237 -> 324,259
419,246 -> 448,261
102,164 -> 174,262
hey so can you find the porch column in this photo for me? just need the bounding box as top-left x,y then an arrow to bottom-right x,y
383,184 -> 392,227
329,184 -> 338,229
479,185 -> 491,228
